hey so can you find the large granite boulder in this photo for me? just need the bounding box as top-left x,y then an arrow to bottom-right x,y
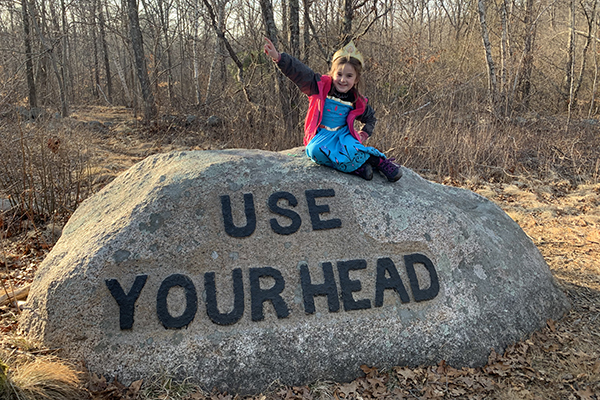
20,148 -> 569,394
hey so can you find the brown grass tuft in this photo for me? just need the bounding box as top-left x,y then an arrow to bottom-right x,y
0,350 -> 86,400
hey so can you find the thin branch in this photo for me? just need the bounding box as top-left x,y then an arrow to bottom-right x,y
201,0 -> 255,104
354,7 -> 391,42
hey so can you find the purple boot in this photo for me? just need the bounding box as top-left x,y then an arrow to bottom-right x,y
376,157 -> 402,182
352,162 -> 373,180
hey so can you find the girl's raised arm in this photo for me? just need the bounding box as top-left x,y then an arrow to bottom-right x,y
264,38 -> 280,62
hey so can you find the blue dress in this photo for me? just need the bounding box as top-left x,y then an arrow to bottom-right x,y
305,96 -> 385,173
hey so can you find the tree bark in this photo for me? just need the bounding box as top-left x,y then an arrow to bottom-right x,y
205,0 -> 228,107
517,0 -> 535,109
260,0 -> 295,137
126,0 -> 157,121
573,0 -> 597,104
289,0 -> 300,57
157,0 -> 174,107
302,0 -> 311,64
192,0 -> 202,105
287,0 -> 300,131
477,0 -> 497,105
92,0 -> 100,99
565,0 -> 575,119
21,0 -> 37,109
340,0 -> 353,47
97,0 -> 113,103
29,0 -> 68,117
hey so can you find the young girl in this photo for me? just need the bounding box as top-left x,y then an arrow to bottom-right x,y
264,38 -> 402,182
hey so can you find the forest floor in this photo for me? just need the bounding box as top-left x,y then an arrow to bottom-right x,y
0,106 -> 599,399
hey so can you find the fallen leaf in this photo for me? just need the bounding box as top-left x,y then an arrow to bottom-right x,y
127,379 -> 143,397
574,386 -> 595,400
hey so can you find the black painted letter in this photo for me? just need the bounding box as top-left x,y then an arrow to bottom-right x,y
220,193 -> 256,237
268,191 -> 302,235
374,258 -> 410,307
300,262 -> 340,314
156,274 -> 198,329
204,268 -> 244,326
337,259 -> 371,311
404,254 -> 440,302
105,275 -> 148,330
249,267 -> 290,321
305,189 -> 342,231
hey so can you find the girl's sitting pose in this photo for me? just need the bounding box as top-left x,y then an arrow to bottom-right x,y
264,38 -> 402,182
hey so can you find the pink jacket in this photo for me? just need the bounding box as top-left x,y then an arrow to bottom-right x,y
303,75 -> 367,146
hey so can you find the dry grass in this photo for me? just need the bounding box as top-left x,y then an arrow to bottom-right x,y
0,344 -> 85,400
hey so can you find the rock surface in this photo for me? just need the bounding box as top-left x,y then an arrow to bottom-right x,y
20,148 -> 569,394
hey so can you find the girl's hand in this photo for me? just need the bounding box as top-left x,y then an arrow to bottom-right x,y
264,37 -> 281,62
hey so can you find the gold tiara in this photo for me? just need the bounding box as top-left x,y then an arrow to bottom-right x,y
332,41 -> 364,65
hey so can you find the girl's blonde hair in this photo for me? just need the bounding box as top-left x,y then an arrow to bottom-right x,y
328,56 -> 364,96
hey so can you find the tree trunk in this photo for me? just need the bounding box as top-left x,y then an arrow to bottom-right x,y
201,0 -> 254,104
29,0 -> 68,117
157,0 -> 174,107
21,0 -> 37,109
126,0 -> 157,121
288,0 -> 300,131
92,0 -> 100,99
477,0 -> 497,105
289,0 -> 300,57
205,0 -> 228,107
589,17 -> 599,117
573,0 -> 597,104
517,0 -> 535,110
98,0 -> 113,103
302,0 -> 311,64
565,0 -> 576,124
260,0 -> 295,137
60,0 -> 73,105
192,0 -> 202,105
340,0 -> 353,47
499,0 -> 509,96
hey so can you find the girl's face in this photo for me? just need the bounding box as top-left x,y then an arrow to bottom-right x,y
332,63 -> 357,93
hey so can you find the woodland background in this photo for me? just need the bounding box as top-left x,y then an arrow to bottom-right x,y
1,0 -> 600,203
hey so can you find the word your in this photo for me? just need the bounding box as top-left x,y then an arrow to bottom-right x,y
220,189 -> 341,237
105,254 -> 439,330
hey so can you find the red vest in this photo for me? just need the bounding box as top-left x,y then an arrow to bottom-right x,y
303,75 -> 367,146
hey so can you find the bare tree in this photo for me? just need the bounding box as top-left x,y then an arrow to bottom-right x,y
22,0 -> 37,109
260,0 -> 295,136
302,0 -> 311,64
29,0 -> 69,116
565,0 -> 576,120
516,0 -> 536,110
126,0 -> 157,121
573,0 -> 598,103
289,0 -> 300,57
438,0 -> 474,41
477,0 -> 498,106
97,0 -> 113,103
191,0 -> 202,105
204,0 -> 228,106
201,0 -> 254,104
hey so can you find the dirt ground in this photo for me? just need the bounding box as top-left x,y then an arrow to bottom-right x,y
1,106 -> 599,399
